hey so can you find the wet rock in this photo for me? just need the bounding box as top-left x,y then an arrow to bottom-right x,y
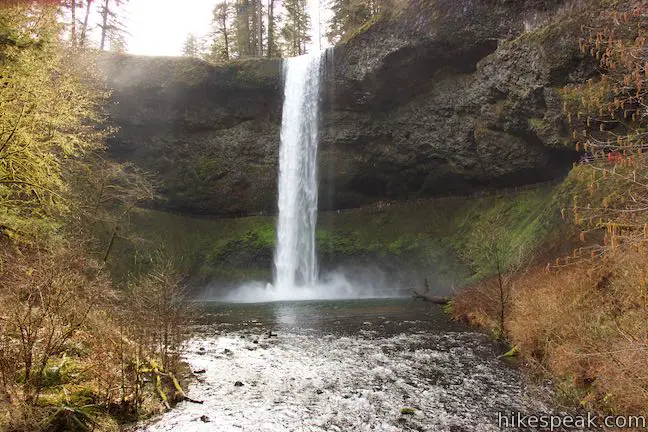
103,0 -> 583,220
234,381 -> 244,387
200,415 -> 210,423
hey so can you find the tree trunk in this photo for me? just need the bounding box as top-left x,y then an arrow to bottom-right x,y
257,0 -> 263,56
236,0 -> 251,57
103,226 -> 118,263
267,0 -> 274,57
496,260 -> 505,338
80,0 -> 92,47
250,0 -> 257,55
223,1 -> 230,60
99,0 -> 109,51
70,0 -> 77,47
244,0 -> 251,56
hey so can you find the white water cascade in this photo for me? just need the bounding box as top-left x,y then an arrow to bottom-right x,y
219,51 -> 398,302
273,52 -> 323,293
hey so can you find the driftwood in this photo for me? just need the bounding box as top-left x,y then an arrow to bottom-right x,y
143,360 -> 204,408
412,292 -> 451,305
412,278 -> 451,305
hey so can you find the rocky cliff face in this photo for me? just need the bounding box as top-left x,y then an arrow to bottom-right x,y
101,56 -> 283,215
102,0 -> 589,216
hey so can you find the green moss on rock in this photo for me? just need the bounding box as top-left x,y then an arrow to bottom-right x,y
108,181 -> 568,293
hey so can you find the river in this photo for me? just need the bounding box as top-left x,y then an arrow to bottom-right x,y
136,299 -> 561,432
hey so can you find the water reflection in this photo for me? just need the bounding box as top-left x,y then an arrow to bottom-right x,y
274,303 -> 299,326
198,299 -> 464,336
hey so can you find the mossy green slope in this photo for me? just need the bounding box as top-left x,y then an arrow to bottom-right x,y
111,182 -> 569,293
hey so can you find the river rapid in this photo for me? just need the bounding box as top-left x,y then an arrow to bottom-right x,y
136,299 -> 567,432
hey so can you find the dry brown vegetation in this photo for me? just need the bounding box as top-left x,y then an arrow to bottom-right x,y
510,251 -> 648,414
0,243 -> 192,431
453,0 -> 648,418
454,248 -> 648,417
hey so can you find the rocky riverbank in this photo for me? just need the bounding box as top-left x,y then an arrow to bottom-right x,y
136,300 -> 583,432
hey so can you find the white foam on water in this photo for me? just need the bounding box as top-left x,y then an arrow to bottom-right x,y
221,271 -> 401,303
139,329 -> 560,432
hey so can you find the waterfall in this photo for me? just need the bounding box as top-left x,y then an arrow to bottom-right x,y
273,52 -> 323,292
220,50 -> 395,302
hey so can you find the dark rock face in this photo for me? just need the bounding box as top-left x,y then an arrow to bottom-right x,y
101,55 -> 283,215
102,0 -> 588,216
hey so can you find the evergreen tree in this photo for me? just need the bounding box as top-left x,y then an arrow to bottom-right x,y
327,0 -> 382,43
182,33 -> 201,57
98,0 -> 129,51
252,0 -> 264,56
234,0 -> 252,57
282,0 -> 310,56
211,0 -> 232,61
207,0 -> 280,60
267,0 -> 278,57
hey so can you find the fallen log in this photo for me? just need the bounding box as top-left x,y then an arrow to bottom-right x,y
143,359 -> 205,407
412,292 -> 451,305
170,373 -> 204,404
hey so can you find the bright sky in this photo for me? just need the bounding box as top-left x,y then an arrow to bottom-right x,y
123,0 -> 215,56
107,0 -> 325,57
